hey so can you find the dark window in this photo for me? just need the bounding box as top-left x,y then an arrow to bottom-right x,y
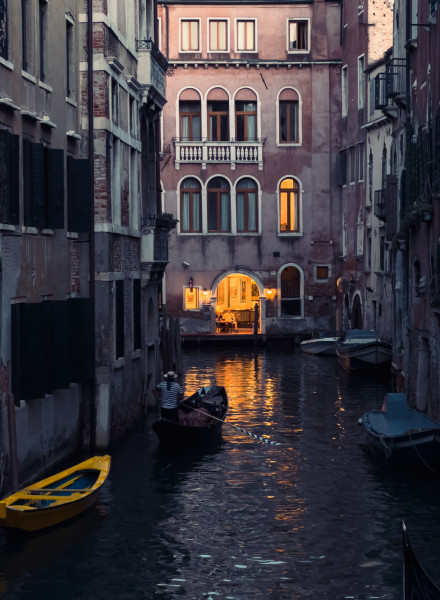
0,0 -> 8,60
316,266 -> 329,280
235,101 -> 256,142
207,176 -> 230,232
133,279 -> 141,351
236,177 -> 257,232
181,177 -> 201,232
208,101 -> 229,141
0,130 -> 19,225
22,0 -> 29,71
279,101 -> 298,143
281,266 -> 302,316
39,0 -> 47,80
68,157 -> 91,232
115,280 -> 125,359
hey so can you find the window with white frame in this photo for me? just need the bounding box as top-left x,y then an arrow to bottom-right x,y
358,142 -> 364,182
179,99 -> 201,141
278,88 -> 300,144
207,176 -> 230,232
235,99 -> 256,141
180,19 -> 200,52
209,19 -> 228,52
236,178 -> 258,233
111,79 -> 119,125
342,65 -> 348,117
358,55 -> 365,109
207,99 -> 229,141
287,19 -> 309,52
0,0 -> 7,60
279,177 -> 300,233
280,265 -> 302,317
236,19 -> 256,52
349,146 -> 356,184
180,177 -> 202,233
315,265 -> 331,282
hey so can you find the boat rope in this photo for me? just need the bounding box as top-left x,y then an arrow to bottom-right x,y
184,405 -> 282,446
407,431 -> 440,475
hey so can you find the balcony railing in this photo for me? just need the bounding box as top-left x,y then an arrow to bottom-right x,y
385,58 -> 406,105
174,138 -> 265,170
141,219 -> 169,263
136,39 -> 171,75
373,175 -> 398,236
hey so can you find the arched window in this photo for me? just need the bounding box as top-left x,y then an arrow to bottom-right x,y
278,89 -> 299,144
280,266 -> 302,316
279,177 -> 299,232
207,177 -> 230,232
235,89 -> 257,142
236,178 -> 257,232
180,178 -> 201,232
179,89 -> 201,141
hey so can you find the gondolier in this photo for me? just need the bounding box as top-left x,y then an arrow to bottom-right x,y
153,371 -> 184,422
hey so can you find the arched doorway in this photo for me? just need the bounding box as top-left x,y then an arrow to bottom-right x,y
213,272 -> 262,334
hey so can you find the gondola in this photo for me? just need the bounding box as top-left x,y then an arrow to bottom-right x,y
152,384 -> 228,447
403,520 -> 440,599
0,455 -> 111,532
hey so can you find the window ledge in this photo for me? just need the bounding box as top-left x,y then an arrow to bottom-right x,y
132,349 -> 142,359
114,357 -> 125,369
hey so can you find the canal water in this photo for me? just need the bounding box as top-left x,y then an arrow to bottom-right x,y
1,345 -> 440,600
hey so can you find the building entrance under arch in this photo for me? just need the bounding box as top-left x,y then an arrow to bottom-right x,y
215,274 -> 260,334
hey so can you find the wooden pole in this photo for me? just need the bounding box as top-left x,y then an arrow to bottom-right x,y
253,302 -> 259,346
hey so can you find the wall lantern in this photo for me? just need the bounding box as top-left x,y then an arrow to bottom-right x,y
265,288 -> 277,299
189,277 -> 193,291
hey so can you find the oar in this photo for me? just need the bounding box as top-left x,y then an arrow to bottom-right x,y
183,404 -> 281,446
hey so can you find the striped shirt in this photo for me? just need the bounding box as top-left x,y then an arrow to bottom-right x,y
156,380 -> 183,409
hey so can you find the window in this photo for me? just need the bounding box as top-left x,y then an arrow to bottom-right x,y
133,279 -> 141,351
349,146 -> 356,184
22,0 -> 31,71
279,100 -> 298,143
111,79 -> 119,125
0,0 -> 7,60
236,20 -> 256,52
39,1 -> 47,80
368,150 -> 373,205
207,177 -> 230,232
288,20 -> 309,52
235,101 -> 256,141
280,266 -> 302,316
208,101 -> 229,141
358,55 -> 365,109
115,280 -> 124,359
316,266 -> 330,281
0,130 -> 19,225
179,100 -> 201,141
279,177 -> 299,233
381,145 -> 387,188
185,285 -> 199,309
66,15 -> 74,97
181,19 -> 200,52
181,178 -> 201,233
236,178 -> 257,233
209,19 -> 228,52
342,65 -> 348,116
358,143 -> 365,182
338,149 -> 347,186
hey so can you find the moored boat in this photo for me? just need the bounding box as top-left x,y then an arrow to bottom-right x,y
359,393 -> 440,468
0,455 -> 111,532
152,384 -> 228,447
300,332 -> 339,356
403,520 -> 440,599
336,329 -> 392,371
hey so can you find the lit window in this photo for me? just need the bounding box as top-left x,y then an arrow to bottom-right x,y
181,19 -> 200,52
236,20 -> 256,52
279,177 -> 299,233
288,20 -> 309,51
209,19 -> 228,51
185,287 -> 199,309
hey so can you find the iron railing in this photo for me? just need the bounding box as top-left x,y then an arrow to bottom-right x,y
136,38 -> 172,75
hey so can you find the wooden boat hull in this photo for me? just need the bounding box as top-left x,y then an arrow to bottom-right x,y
403,521 -> 440,599
0,455 -> 111,531
300,337 -> 338,356
360,393 -> 440,467
153,385 -> 228,447
336,330 -> 391,370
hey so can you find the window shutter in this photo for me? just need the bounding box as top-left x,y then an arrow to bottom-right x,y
9,134 -> 19,224
68,157 -> 91,232
69,297 -> 94,382
49,148 -> 64,229
44,300 -> 70,390
31,142 -> 45,228
0,129 -> 7,223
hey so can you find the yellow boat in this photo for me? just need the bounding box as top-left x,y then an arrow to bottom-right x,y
0,455 -> 111,531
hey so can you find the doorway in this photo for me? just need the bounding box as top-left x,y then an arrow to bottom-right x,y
215,273 -> 260,334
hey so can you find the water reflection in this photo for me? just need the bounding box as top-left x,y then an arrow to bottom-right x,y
1,345 -> 440,599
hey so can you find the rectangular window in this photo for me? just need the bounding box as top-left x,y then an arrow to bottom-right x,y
338,149 -> 347,186
180,101 -> 201,141
316,266 -> 329,280
111,79 -> 119,125
358,55 -> 365,109
349,146 -> 356,183
66,17 -> 74,96
236,20 -> 256,52
181,19 -> 200,52
235,101 -> 256,142
0,0 -> 8,60
22,0 -> 30,71
185,287 -> 199,309
236,190 -> 257,232
279,101 -> 298,143
208,101 -> 229,141
0,130 -> 19,225
133,279 -> 141,351
209,19 -> 228,52
358,143 -> 365,182
288,20 -> 309,52
115,280 -> 124,359
39,1 -> 47,80
342,65 -> 348,117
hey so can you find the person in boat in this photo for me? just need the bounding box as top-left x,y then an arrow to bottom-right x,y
223,308 -> 238,332
153,371 -> 184,422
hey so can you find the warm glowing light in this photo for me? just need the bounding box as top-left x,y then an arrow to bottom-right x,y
265,288 -> 277,299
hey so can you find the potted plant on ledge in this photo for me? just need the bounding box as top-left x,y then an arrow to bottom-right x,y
155,213 -> 178,229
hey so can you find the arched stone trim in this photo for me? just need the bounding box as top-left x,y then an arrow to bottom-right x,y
276,175 -> 304,237
277,262 -> 305,319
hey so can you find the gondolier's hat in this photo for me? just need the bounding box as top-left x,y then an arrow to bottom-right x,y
164,371 -> 177,379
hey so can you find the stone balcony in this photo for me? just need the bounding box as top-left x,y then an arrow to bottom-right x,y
141,218 -> 169,265
136,39 -> 171,107
173,138 -> 265,170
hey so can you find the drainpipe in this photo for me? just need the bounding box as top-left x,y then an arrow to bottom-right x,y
87,0 -> 96,453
